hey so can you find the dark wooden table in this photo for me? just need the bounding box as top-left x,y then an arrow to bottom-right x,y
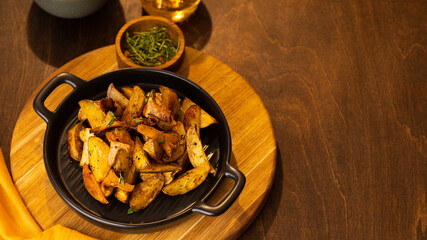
1,0 -> 426,239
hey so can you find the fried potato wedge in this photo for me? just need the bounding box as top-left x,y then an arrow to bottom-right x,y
129,174 -> 164,210
121,86 -> 134,99
107,83 -> 129,109
88,136 -> 111,182
162,161 -> 210,196
101,169 -> 135,193
105,127 -> 134,147
143,138 -> 164,162
180,97 -> 217,128
115,164 -> 138,204
103,186 -> 114,198
163,172 -> 176,185
68,122 -> 83,161
159,85 -> 180,117
136,124 -> 179,157
122,85 -> 145,125
139,162 -> 181,173
186,125 -> 215,173
163,122 -> 186,162
113,148 -> 132,173
91,111 -> 125,134
184,105 -> 201,133
82,164 -> 108,204
133,136 -> 151,171
78,100 -> 106,129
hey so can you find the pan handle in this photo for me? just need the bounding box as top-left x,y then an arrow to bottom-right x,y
192,163 -> 246,216
33,72 -> 85,123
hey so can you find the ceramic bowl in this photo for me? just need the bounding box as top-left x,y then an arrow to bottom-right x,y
34,0 -> 108,19
115,16 -> 185,71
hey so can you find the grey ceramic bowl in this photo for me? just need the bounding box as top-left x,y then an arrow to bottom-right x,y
34,0 -> 108,19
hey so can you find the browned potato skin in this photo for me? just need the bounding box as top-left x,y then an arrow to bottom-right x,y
68,122 -> 83,161
78,99 -> 106,129
159,86 -> 180,117
130,174 -> 165,210
163,121 -> 186,162
113,148 -> 132,173
139,162 -> 181,173
143,138 -> 164,162
162,161 -> 210,196
122,85 -> 145,125
186,125 -> 215,173
121,86 -> 134,99
101,169 -> 135,192
163,172 -> 176,185
133,136 -> 151,171
180,97 -> 217,128
88,136 -> 111,182
115,164 -> 138,203
103,186 -> 114,198
82,164 -> 109,204
107,83 -> 129,108
184,105 -> 201,133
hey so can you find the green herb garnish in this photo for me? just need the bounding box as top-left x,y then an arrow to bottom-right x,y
134,119 -> 142,123
118,173 -> 125,185
128,208 -> 139,214
125,26 -> 178,67
107,111 -> 116,126
159,140 -> 165,144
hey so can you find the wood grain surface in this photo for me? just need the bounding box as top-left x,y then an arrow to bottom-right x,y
1,0 -> 426,239
10,46 -> 276,239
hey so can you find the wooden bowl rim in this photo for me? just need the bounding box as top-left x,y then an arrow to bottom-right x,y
115,16 -> 185,69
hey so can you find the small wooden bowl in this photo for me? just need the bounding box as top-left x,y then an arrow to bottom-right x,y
115,16 -> 185,71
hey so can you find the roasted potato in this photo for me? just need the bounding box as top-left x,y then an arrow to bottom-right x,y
82,164 -> 109,204
121,86 -> 134,99
184,105 -> 201,133
68,122 -> 83,161
115,164 -> 138,203
133,136 -> 151,171
162,161 -> 210,196
122,85 -> 145,125
129,174 -> 164,210
186,125 -> 215,173
143,138 -> 164,162
88,136 -> 111,182
69,84 -> 219,211
138,162 -> 181,173
180,97 -> 217,128
159,85 -> 180,118
101,169 -> 135,193
78,100 -> 106,129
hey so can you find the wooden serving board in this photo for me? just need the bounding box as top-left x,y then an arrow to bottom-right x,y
10,46 -> 276,239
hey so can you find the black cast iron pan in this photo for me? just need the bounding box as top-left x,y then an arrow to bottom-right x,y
33,68 -> 245,233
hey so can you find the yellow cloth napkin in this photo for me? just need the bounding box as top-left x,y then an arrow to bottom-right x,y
0,148 -> 97,240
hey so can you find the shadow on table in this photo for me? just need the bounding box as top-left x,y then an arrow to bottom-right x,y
142,1 -> 212,51
26,0 -> 126,68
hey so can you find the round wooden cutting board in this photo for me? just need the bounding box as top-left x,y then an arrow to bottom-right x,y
10,46 -> 276,239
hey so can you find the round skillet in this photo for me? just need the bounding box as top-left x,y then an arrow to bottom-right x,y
33,68 -> 245,233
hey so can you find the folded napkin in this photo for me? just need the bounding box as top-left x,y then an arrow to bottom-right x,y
0,148 -> 96,240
